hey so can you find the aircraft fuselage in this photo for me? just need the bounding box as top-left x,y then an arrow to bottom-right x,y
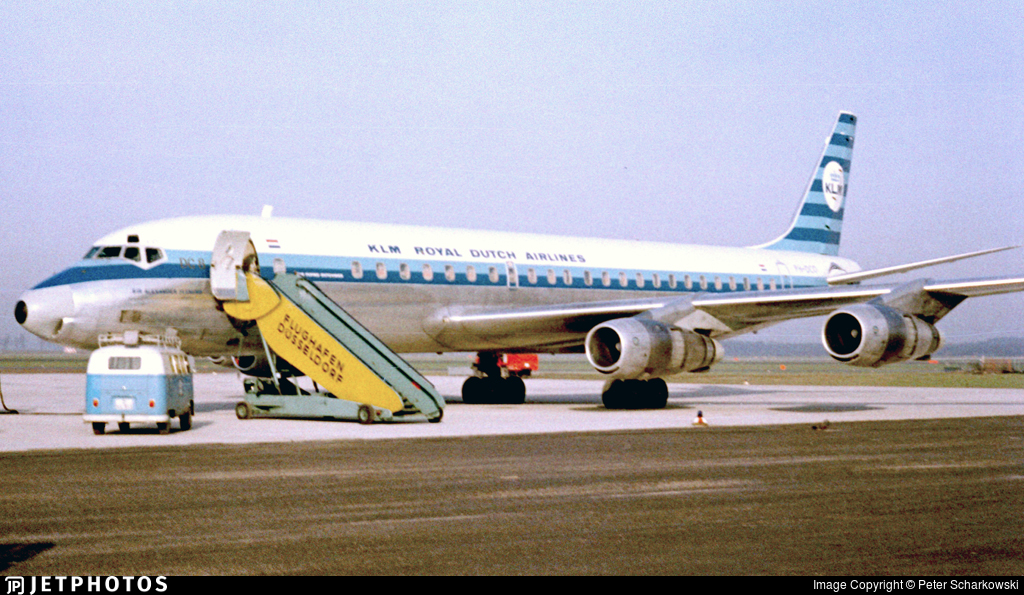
16,214 -> 859,357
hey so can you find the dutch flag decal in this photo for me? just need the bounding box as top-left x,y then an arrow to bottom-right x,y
266,239 -> 281,250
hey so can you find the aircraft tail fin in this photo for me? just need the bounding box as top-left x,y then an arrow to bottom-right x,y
754,112 -> 856,256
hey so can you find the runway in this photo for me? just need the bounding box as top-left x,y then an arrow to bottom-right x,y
2,374 -> 1023,575
1,373 -> 1022,452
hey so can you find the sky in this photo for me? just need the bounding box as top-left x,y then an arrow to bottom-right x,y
2,1 -> 1022,349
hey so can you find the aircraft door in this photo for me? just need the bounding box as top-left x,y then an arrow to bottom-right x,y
506,261 -> 519,291
211,231 -> 258,301
775,261 -> 792,290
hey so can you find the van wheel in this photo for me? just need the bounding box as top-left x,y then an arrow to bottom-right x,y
157,422 -> 170,435
118,422 -> 130,433
179,412 -> 192,431
92,422 -> 105,435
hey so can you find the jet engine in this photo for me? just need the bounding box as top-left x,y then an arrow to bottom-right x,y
231,353 -> 300,377
585,317 -> 721,379
822,304 -> 942,367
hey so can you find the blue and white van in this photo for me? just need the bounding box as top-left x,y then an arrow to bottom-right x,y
84,332 -> 195,435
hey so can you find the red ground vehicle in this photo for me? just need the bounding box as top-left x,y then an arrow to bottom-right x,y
500,354 -> 538,378
465,353 -> 539,404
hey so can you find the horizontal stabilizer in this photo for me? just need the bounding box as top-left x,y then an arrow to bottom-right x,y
827,246 -> 1018,285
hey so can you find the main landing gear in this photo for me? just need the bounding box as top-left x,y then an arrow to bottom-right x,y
601,378 -> 669,410
461,352 -> 527,404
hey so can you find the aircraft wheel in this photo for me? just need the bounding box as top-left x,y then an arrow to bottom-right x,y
462,376 -> 484,404
504,376 -> 526,404
235,401 -> 252,420
601,380 -> 632,409
179,411 -> 192,431
644,378 -> 669,409
603,379 -> 669,410
357,404 -> 375,425
92,422 -> 106,435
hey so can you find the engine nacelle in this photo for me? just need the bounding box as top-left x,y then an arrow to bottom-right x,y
231,353 -> 300,377
585,317 -> 722,379
822,304 -> 942,367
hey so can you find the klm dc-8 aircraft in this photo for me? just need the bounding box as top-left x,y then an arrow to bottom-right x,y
15,113 -> 1024,408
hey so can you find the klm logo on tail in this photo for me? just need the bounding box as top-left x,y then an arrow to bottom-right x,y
757,112 -> 856,256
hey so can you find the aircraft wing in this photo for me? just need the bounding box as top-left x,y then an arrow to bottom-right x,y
430,276 -> 1024,350
686,275 -> 1024,336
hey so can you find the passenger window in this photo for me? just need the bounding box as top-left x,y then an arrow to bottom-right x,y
714,276 -> 722,290
757,277 -> 764,291
563,269 -> 572,285
123,247 -> 141,262
399,263 -> 411,280
769,278 -> 777,291
527,268 -> 537,284
743,277 -> 751,291
546,269 -> 556,285
376,262 -> 387,280
444,264 -> 456,282
602,271 -> 611,287
618,272 -> 627,288
489,266 -> 499,283
351,261 -> 363,279
669,274 -> 677,289
684,275 -> 693,290
699,275 -> 707,290
422,263 -> 433,281
584,270 -> 593,286
635,273 -> 644,288
466,265 -> 477,283
728,277 -> 736,291
652,273 -> 661,288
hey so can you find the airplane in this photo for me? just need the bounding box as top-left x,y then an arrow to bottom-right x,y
14,112 -> 1024,409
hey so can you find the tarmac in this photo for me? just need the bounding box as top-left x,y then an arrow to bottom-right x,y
1,373 -> 1022,452
3,372 -> 1024,575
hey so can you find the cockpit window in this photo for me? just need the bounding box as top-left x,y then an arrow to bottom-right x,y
85,245 -> 166,267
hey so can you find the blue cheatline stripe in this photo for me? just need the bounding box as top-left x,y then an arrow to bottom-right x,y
829,133 -> 854,148
782,228 -> 841,244
30,255 -> 830,294
799,203 -> 844,219
787,217 -> 843,236
33,262 -> 207,289
817,156 -> 851,171
768,238 -> 839,256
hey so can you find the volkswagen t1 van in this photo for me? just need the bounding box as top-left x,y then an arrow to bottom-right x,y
84,332 -> 194,435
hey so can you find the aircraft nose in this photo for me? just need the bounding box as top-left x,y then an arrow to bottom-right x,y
15,285 -> 76,339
